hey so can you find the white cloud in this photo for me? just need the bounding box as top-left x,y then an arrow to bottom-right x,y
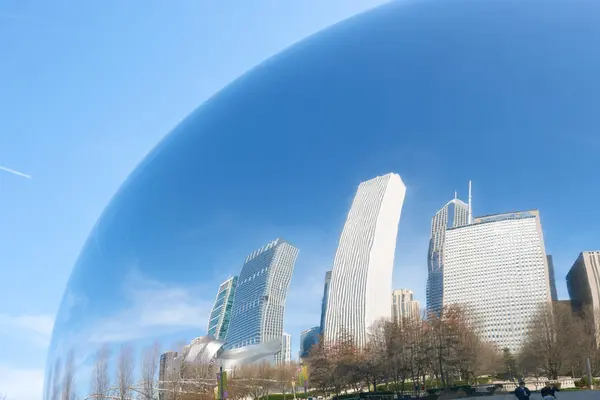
0,365 -> 44,400
0,313 -> 54,348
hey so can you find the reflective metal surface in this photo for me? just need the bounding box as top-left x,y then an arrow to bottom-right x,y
45,0 -> 600,398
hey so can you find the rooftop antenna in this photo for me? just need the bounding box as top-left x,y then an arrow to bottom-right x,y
468,180 -> 473,224
454,190 -> 457,200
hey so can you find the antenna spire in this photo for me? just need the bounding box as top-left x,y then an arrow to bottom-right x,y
454,190 -> 457,199
468,180 -> 473,224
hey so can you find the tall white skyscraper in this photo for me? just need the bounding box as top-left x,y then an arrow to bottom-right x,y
392,289 -> 421,323
443,210 -> 552,352
207,276 -> 238,340
324,173 -> 406,348
426,185 -> 470,316
275,332 -> 292,365
224,239 -> 298,350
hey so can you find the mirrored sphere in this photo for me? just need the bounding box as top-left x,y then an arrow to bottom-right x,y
45,0 -> 600,398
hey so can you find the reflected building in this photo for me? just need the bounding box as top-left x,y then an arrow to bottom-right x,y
275,332 -> 291,365
567,251 -> 600,339
324,173 -> 406,348
207,276 -> 238,340
426,184 -> 471,317
299,326 -> 320,360
319,271 -> 331,334
392,289 -> 420,323
443,210 -> 552,352
224,239 -> 298,350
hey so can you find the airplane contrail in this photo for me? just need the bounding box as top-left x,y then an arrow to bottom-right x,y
0,165 -> 32,179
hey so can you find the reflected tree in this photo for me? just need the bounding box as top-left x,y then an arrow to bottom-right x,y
140,342 -> 160,400
90,344 -> 111,399
116,344 -> 135,400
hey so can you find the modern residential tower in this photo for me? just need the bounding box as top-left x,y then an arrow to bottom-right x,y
207,276 -> 238,340
426,184 -> 470,316
324,173 -> 406,348
392,289 -> 421,323
224,239 -> 299,350
443,210 -> 552,352
299,326 -> 320,360
275,332 -> 291,365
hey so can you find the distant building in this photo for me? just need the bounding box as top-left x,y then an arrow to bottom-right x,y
299,326 -> 320,360
319,271 -> 331,334
324,173 -> 406,348
275,332 -> 292,365
547,255 -> 558,302
224,239 -> 298,350
159,351 -> 179,400
392,289 -> 421,323
567,251 -> 600,337
443,210 -> 552,353
207,276 -> 238,340
427,184 -> 471,317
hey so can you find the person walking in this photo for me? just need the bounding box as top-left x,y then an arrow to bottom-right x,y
541,382 -> 559,400
512,381 -> 531,400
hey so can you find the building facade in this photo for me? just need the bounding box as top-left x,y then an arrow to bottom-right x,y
443,210 -> 552,352
299,326 -> 320,360
426,187 -> 470,316
319,271 -> 331,334
392,289 -> 421,323
567,251 -> 600,336
324,173 -> 406,348
275,332 -> 292,365
207,276 -> 238,340
547,255 -> 558,302
224,239 -> 298,350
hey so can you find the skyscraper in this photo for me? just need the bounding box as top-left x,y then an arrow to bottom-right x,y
319,271 -> 331,334
299,326 -> 320,360
224,239 -> 298,350
275,332 -> 292,365
547,255 -> 558,302
426,184 -> 470,316
392,289 -> 421,323
324,173 -> 406,348
443,210 -> 552,352
207,276 -> 238,340
567,251 -> 600,336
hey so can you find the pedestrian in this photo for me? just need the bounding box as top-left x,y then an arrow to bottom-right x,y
512,381 -> 531,400
540,382 -> 559,400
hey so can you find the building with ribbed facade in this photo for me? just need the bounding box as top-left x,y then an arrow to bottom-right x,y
426,184 -> 471,316
299,326 -> 320,360
443,210 -> 552,353
207,276 -> 238,340
567,251 -> 600,339
224,239 -> 298,351
324,173 -> 406,348
275,332 -> 291,365
319,271 -> 331,334
392,289 -> 421,323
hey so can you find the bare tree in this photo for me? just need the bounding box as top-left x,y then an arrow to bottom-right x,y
62,350 -> 76,400
521,302 -> 587,379
91,344 -> 111,399
116,344 -> 135,400
51,357 -> 62,400
140,342 -> 160,400
273,362 -> 297,400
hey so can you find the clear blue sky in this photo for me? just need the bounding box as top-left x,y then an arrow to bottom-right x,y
0,1 -> 391,398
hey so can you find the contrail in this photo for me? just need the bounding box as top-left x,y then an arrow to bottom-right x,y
0,165 -> 32,179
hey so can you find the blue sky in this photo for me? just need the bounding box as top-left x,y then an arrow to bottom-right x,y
0,1 -> 391,398
3,0 -> 600,399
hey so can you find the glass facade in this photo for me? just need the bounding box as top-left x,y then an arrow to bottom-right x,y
207,276 -> 238,340
299,326 -> 320,359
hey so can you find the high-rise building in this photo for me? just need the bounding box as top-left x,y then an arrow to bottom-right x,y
547,255 -> 558,302
319,271 -> 331,334
224,239 -> 298,350
159,351 -> 179,400
275,332 -> 292,365
443,210 -> 552,352
426,184 -> 471,316
207,276 -> 238,340
392,289 -> 421,323
299,326 -> 320,360
324,173 -> 406,348
567,251 -> 600,337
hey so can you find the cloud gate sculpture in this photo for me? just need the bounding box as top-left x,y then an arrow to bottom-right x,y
44,0 -> 600,399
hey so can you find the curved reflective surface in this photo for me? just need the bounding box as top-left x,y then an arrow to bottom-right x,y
45,0 -> 600,398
